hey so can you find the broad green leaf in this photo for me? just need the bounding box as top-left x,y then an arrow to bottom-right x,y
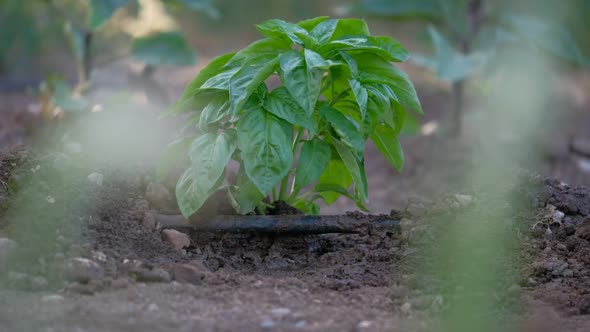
349,78 -> 368,119
293,139 -> 331,191
319,105 -> 364,157
200,66 -> 240,90
356,0 -> 441,18
237,106 -> 293,195
228,165 -> 265,214
420,26 -> 486,82
310,19 -> 339,45
156,136 -> 193,182
330,18 -> 370,41
132,31 -> 196,66
89,0 -> 129,29
321,36 -> 409,62
331,136 -> 368,203
229,55 -> 279,115
177,132 -> 237,217
297,16 -> 330,31
314,183 -> 352,199
264,87 -> 318,133
280,50 -> 324,114
199,92 -> 230,130
176,53 -> 235,102
353,53 -> 423,114
227,38 -> 291,67
256,19 -> 310,45
316,159 -> 352,205
371,123 -> 404,171
304,48 -> 332,70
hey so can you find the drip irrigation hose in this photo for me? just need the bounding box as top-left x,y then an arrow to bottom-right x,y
157,214 -> 400,235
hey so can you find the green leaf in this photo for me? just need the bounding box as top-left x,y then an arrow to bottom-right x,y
371,123 -> 404,171
228,165 -> 265,214
319,105 -> 364,157
331,136 -> 368,203
293,139 -> 331,191
314,183 -> 352,199
89,0 -> 129,29
419,26 -> 486,82
331,18 -> 370,40
201,66 -> 241,90
310,19 -> 339,45
227,38 -> 291,67
349,78 -> 368,119
264,87 -> 318,133
353,53 -> 423,114
229,55 -> 279,115
316,159 -> 353,205
157,136 -> 193,182
176,132 -> 237,217
178,53 -> 235,100
297,16 -> 330,32
132,31 -> 196,66
237,106 -> 293,195
321,36 -> 409,62
279,50 -> 324,114
256,19 -> 310,45
199,92 -> 230,130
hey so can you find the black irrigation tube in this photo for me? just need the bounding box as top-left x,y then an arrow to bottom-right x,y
157,214 -> 401,235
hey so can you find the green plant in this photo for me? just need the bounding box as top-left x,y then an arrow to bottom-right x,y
163,16 -> 422,217
38,0 -> 218,114
353,0 -> 589,134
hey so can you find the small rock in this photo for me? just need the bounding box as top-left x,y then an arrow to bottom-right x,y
42,294 -> 65,303
270,307 -> 291,317
91,251 -> 107,263
358,320 -> 372,328
261,319 -> 275,329
454,194 -> 473,207
87,172 -> 104,186
552,210 -> 565,223
161,229 -> 190,250
135,268 -> 171,283
110,278 -> 130,289
64,258 -> 104,283
147,303 -> 159,312
563,269 -> 574,278
576,157 -> 590,173
171,263 -> 212,285
527,277 -> 538,287
400,302 -> 412,315
294,320 -> 307,329
575,224 -> 590,240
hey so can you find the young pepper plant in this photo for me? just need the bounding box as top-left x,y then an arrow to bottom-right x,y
164,16 -> 422,217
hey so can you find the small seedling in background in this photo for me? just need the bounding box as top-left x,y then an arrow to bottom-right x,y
353,0 -> 589,135
38,0 -> 219,117
162,16 -> 422,217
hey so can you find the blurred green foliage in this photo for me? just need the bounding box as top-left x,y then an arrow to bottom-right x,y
356,0 -> 589,83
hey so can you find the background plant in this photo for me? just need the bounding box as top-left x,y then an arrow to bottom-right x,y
163,16 -> 422,217
0,0 -> 219,115
352,0 -> 590,134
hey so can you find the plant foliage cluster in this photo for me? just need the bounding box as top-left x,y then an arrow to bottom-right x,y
164,16 -> 422,217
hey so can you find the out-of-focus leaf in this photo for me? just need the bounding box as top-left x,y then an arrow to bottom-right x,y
52,80 -> 88,112
157,136 -> 193,182
63,22 -> 85,62
175,0 -> 221,19
132,31 -> 196,66
89,0 -> 129,29
355,0 -> 441,18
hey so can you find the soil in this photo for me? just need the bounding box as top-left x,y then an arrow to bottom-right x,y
1,59 -> 590,331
